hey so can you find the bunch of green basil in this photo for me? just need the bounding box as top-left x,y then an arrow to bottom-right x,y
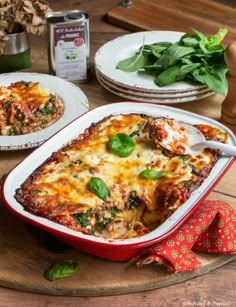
116,28 -> 228,95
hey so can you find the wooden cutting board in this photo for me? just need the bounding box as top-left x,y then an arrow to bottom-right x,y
0,195 -> 235,296
106,0 -> 236,45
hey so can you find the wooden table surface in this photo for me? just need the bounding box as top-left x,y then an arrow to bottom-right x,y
0,0 -> 236,306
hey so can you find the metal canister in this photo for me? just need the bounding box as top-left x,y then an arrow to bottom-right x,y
46,10 -> 90,83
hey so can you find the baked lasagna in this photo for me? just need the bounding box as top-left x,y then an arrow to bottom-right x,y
0,81 -> 64,136
15,113 -> 228,240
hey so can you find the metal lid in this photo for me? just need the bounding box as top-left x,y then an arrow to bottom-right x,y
65,12 -> 85,22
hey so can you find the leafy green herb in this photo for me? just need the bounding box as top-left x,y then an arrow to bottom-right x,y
8,126 -> 16,135
154,44 -> 195,68
142,42 -> 172,57
125,192 -> 141,210
129,129 -> 140,137
179,156 -> 189,162
74,159 -> 83,164
94,207 -> 117,232
89,177 -> 111,200
73,208 -> 93,227
37,94 -> 58,115
179,156 -> 198,174
20,81 -> 29,86
41,119 -> 48,125
44,260 -> 79,281
72,173 -> 79,178
155,63 -> 200,86
116,27 -> 228,95
34,189 -> 42,194
187,163 -> 199,175
94,217 -> 111,232
3,98 -> 13,111
108,133 -> 136,157
139,169 -> 169,179
116,41 -> 146,72
14,109 -> 25,121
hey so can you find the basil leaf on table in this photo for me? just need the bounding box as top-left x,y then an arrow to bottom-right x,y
139,169 -> 169,179
108,133 -> 136,157
89,177 -> 111,200
44,260 -> 79,281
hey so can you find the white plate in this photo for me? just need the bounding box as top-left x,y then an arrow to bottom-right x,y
96,72 -> 214,104
0,72 -> 89,150
2,102 -> 235,248
96,70 -> 209,98
94,31 -> 208,93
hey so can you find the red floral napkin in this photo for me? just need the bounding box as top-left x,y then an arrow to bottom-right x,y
136,200 -> 236,272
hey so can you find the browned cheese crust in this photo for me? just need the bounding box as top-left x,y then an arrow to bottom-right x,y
15,113 -> 228,240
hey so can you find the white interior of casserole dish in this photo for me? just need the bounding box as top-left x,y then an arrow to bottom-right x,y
2,102 -> 236,246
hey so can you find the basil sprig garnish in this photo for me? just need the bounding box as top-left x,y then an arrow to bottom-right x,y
89,177 -> 111,200
108,133 -> 136,157
139,169 -> 169,179
44,260 -> 79,281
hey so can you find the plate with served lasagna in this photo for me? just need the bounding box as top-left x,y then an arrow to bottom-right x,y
0,72 -> 89,150
2,102 -> 236,260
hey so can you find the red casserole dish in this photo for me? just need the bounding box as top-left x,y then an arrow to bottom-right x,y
1,102 -> 236,260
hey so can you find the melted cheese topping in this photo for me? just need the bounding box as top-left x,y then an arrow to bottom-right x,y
0,81 -> 64,135
15,114 -> 227,240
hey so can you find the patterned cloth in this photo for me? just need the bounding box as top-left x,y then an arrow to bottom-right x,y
136,200 -> 236,272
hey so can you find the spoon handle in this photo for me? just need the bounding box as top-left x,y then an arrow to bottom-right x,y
194,141 -> 236,156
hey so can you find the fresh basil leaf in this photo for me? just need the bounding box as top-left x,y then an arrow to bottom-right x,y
179,34 -> 200,48
143,63 -> 162,70
191,27 -> 228,54
44,260 -> 79,281
89,177 -> 111,200
191,28 -> 207,42
143,42 -> 172,57
201,71 -> 227,96
191,64 -> 228,95
116,42 -> 146,72
155,63 -> 200,86
108,133 -> 136,157
156,44 -> 195,67
139,169 -> 169,179
207,28 -> 228,47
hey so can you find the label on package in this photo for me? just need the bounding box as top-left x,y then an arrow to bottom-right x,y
54,24 -> 87,81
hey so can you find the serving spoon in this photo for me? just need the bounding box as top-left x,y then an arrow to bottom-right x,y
148,118 -> 236,156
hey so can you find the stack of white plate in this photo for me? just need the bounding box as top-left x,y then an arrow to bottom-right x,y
94,31 -> 214,104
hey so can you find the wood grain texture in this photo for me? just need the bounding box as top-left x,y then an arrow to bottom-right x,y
0,192 -> 235,297
0,0 -> 236,305
106,0 -> 236,44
